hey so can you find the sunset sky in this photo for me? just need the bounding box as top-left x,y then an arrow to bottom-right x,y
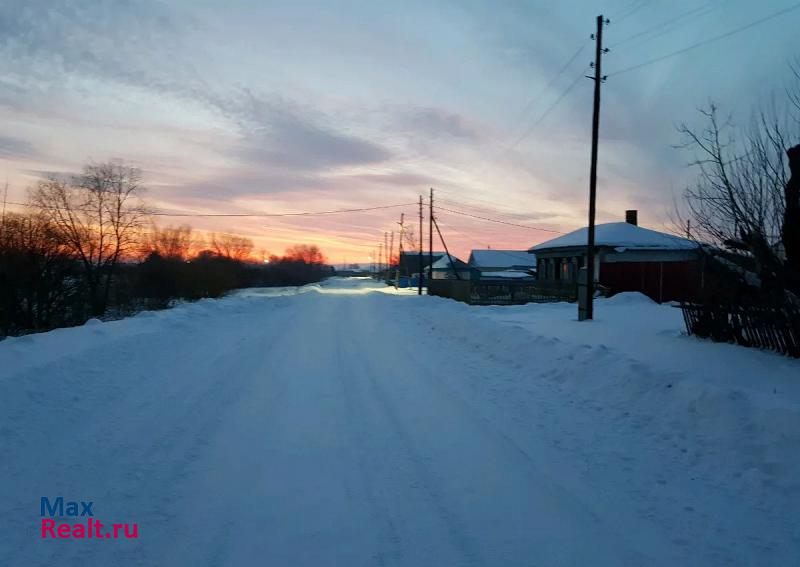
0,0 -> 796,263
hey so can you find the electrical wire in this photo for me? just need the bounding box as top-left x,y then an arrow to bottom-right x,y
610,0 -> 719,48
614,0 -> 650,23
507,66 -> 590,151
511,41 -> 589,127
435,205 -> 564,234
437,196 -> 556,227
3,200 -> 417,218
609,2 -> 800,77
477,41 -> 590,173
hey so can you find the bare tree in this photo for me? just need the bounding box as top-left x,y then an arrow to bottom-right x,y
210,233 -> 254,261
677,104 -> 788,247
403,227 -> 418,252
0,212 -> 79,333
677,97 -> 798,294
30,161 -> 149,315
141,224 -> 194,260
284,244 -> 326,264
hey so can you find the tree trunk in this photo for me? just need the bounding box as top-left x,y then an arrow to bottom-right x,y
784,145 -> 800,294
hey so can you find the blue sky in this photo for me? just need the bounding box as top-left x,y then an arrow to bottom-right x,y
0,0 -> 797,261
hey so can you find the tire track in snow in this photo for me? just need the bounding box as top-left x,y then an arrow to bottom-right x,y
349,294 -> 672,566
139,301 -> 302,567
332,299 -> 405,567
373,295 -> 687,566
342,298 -> 486,567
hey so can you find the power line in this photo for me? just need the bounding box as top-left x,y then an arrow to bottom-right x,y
436,197 -> 565,233
433,215 -> 474,241
512,41 -> 589,127
610,0 -> 719,48
609,2 -> 800,76
478,41 -> 589,171
436,196 -> 559,229
613,0 -> 642,19
507,66 -> 590,151
435,205 -> 564,234
614,0 -> 650,23
4,200 -> 416,218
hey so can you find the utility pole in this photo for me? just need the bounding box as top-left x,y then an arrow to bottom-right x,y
395,213 -> 404,288
384,231 -> 389,282
433,215 -> 462,280
1,180 -> 8,229
583,14 -> 608,321
378,241 -> 383,279
388,231 -> 394,283
428,188 -> 433,294
418,195 -> 423,295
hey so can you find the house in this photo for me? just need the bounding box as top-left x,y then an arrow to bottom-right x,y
398,251 -> 445,278
529,210 -> 701,302
467,249 -> 537,279
426,255 -> 476,280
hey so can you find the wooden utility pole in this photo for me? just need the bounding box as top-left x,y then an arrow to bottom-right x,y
395,213 -> 404,288
384,232 -> 389,281
584,14 -> 607,321
389,231 -> 394,282
433,215 -> 462,280
418,195 -> 423,295
428,188 -> 433,294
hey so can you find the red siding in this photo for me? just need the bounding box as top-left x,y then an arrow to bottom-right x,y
599,261 -> 700,303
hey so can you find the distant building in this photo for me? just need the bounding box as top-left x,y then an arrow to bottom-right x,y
398,251 -> 445,278
426,255 -> 476,280
529,210 -> 701,302
468,249 -> 537,280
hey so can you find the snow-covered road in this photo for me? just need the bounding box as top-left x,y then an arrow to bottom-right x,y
2,278 -> 799,566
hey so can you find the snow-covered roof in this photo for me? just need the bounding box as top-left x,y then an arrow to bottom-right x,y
468,249 -> 536,269
400,251 -> 445,257
430,255 -> 470,270
529,222 -> 699,252
480,270 -> 534,279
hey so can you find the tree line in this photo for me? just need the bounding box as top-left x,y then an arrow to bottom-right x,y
0,162 -> 330,337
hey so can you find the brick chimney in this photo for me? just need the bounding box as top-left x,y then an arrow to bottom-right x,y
625,209 -> 638,226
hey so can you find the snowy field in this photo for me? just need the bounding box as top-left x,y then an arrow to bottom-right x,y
1,277 -> 798,566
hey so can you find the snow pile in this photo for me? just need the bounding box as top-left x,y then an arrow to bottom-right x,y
407,293 -> 800,564
602,290 -> 658,305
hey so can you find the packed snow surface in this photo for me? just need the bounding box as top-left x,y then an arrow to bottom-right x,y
529,221 -> 699,251
1,277 -> 798,566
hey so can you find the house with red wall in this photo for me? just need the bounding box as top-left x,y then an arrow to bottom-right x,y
528,211 -> 702,303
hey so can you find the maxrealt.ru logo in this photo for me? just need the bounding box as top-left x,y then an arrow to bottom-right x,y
40,497 -> 139,539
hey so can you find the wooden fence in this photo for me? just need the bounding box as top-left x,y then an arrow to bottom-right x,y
680,302 -> 800,358
428,279 -> 576,305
